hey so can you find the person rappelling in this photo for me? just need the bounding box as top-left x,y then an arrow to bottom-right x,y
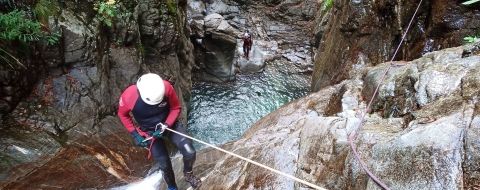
243,30 -> 253,60
118,73 -> 201,190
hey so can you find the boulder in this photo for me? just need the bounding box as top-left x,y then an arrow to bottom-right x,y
193,13 -> 240,82
204,13 -> 224,30
188,0 -> 206,20
205,0 -> 240,16
201,31 -> 237,81
186,42 -> 480,190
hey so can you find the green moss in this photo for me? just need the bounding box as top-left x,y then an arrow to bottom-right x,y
34,0 -> 60,25
166,0 -> 177,16
323,0 -> 333,11
136,42 -> 145,55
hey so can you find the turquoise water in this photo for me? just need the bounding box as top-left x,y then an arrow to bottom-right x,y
187,60 -> 311,148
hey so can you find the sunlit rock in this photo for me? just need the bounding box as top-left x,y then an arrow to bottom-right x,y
188,43 -> 480,190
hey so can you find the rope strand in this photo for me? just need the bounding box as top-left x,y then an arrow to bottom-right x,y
348,1 -> 424,189
164,127 -> 327,190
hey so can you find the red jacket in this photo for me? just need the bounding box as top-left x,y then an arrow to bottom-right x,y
117,80 -> 181,133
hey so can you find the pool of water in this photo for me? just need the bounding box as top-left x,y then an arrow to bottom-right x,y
187,60 -> 311,148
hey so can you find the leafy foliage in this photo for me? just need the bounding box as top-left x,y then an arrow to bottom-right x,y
166,0 -> 177,16
464,36 -> 480,44
461,1 -> 480,44
323,0 -> 334,11
0,12 -> 42,42
462,0 -> 480,5
0,10 -> 46,43
95,0 -> 117,27
34,0 -> 60,24
0,10 -> 60,69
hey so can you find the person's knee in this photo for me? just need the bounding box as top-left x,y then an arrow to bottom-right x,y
181,142 -> 196,159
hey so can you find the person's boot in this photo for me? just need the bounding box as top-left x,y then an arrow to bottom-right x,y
184,171 -> 202,189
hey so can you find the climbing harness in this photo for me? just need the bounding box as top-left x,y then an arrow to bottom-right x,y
163,127 -> 327,190
348,0 -> 424,189
143,123 -> 168,159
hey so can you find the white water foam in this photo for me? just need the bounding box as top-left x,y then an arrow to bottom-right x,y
111,171 -> 163,190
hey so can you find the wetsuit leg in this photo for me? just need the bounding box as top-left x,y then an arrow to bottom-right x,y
151,138 -> 177,188
167,122 -> 196,173
243,44 -> 248,57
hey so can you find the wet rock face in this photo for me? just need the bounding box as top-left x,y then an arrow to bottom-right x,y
189,3 -> 241,82
363,45 -> 480,119
1,117 -> 150,189
0,48 -> 44,117
196,13 -> 238,82
0,71 -> 34,117
138,0 -> 195,105
311,0 -> 480,91
465,108 -> 480,189
0,1 -> 47,117
363,62 -> 419,118
189,0 -> 318,81
0,0 -> 194,188
202,30 -> 237,81
189,43 -> 480,189
264,0 -> 320,22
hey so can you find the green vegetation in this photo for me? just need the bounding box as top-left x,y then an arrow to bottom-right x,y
34,0 -> 60,26
94,0 -> 117,27
166,0 -> 177,16
136,42 -> 145,55
323,0 -> 334,11
0,10 -> 60,69
464,36 -> 480,44
462,0 -> 480,5
0,10 -> 43,42
0,10 -> 59,44
461,1 -> 479,44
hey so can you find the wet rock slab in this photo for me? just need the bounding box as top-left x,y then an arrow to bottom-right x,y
187,43 -> 480,189
1,117 -> 150,189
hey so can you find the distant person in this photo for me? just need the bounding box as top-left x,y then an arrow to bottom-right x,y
118,73 -> 201,190
243,30 -> 253,60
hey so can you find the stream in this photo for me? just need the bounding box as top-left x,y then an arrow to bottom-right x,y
187,60 -> 311,148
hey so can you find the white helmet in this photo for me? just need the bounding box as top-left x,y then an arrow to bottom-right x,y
136,73 -> 165,105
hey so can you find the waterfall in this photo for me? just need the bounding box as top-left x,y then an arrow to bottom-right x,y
111,171 -> 163,190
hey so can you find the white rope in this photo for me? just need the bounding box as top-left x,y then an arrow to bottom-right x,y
164,127 -> 327,190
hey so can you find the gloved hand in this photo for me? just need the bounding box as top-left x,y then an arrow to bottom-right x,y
131,131 -> 149,147
152,123 -> 168,138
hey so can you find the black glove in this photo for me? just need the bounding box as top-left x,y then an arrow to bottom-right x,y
131,131 -> 149,147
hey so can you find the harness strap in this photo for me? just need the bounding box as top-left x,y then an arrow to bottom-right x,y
136,128 -> 156,160
147,137 -> 156,160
